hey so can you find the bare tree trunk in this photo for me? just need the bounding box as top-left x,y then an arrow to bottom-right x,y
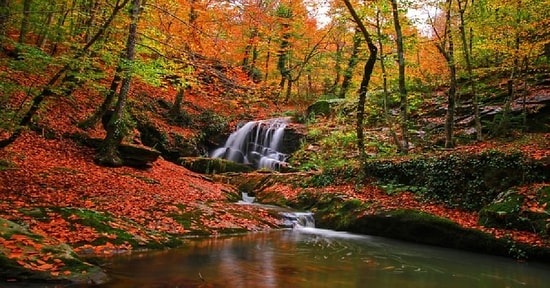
36,1 -> 55,48
329,41 -> 343,95
391,0 -> 409,153
0,0 -> 11,50
375,7 -> 402,151
79,61 -> 123,129
18,0 -> 32,44
443,1 -> 456,148
339,28 -> 361,99
343,0 -> 378,172
457,0 -> 482,141
433,0 -> 456,148
169,86 -> 185,117
96,0 -> 142,166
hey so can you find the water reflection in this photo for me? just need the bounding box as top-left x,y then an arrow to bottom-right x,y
94,229 -> 550,288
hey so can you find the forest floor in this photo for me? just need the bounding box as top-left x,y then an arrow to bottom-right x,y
1,64 -> 549,281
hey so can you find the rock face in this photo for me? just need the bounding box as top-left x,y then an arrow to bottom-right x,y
75,135 -> 161,169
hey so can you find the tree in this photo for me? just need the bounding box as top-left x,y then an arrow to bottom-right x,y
431,0 -> 457,149
342,0 -> 378,170
457,0 -> 482,141
0,0 -> 11,50
18,0 -> 32,44
339,27 -> 361,99
0,0 -> 131,148
96,0 -> 143,166
391,0 -> 409,153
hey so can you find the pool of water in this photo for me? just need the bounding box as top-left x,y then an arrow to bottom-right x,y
91,227 -> 550,288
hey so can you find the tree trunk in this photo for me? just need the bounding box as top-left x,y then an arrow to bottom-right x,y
0,0 -> 11,50
457,0 -> 482,141
96,0 -> 142,166
343,0 -> 378,172
169,86 -> 185,117
329,41 -> 343,95
18,0 -> 32,44
79,61 -> 123,129
433,0 -> 456,149
444,0 -> 456,149
36,1 -> 55,48
375,7 -> 402,152
339,28 -> 361,99
391,0 -> 409,153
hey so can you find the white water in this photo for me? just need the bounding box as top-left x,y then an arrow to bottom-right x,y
210,118 -> 289,170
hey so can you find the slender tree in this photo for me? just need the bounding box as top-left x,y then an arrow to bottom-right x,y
430,0 -> 457,148
0,0 -> 12,50
457,0 -> 482,141
339,28 -> 361,99
96,0 -> 143,166
18,0 -> 32,44
375,6 -> 402,151
391,0 -> 409,153
342,0 -> 378,169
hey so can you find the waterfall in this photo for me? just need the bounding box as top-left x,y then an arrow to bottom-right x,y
280,212 -> 315,228
210,118 -> 289,170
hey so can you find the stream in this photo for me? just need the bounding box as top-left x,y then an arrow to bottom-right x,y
89,227 -> 550,288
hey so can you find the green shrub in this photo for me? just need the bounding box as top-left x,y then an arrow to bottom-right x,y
365,150 -> 546,210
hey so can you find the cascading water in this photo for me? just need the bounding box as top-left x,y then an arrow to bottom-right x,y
210,118 -> 290,170
280,212 -> 315,228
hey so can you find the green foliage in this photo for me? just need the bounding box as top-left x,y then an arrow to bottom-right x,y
379,181 -> 427,196
365,150 -> 546,210
8,43 -> 53,72
194,109 -> 229,142
305,166 -> 357,188
0,158 -> 16,171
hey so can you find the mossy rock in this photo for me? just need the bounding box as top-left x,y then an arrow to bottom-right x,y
478,189 -> 527,229
479,187 -> 550,237
178,157 -> 254,174
306,100 -> 331,117
0,218 -> 108,285
344,210 -> 508,255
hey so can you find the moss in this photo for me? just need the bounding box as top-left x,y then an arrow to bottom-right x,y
170,207 -> 211,236
0,218 -> 109,284
0,158 -> 17,171
479,186 -> 550,237
54,208 -> 178,249
479,190 -> 525,229
178,157 -> 255,174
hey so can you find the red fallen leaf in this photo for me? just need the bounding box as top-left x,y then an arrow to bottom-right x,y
50,271 -> 60,277
63,270 -> 71,276
35,263 -> 54,271
8,252 -> 23,259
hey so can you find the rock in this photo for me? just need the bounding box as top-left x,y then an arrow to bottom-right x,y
72,135 -> 161,169
307,100 -> 331,117
479,186 -> 550,238
178,157 -> 255,174
0,218 -> 109,285
117,143 -> 161,169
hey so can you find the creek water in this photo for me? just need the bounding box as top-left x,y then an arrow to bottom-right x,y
91,228 -> 550,288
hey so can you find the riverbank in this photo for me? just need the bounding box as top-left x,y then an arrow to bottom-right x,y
2,130 -> 550,284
